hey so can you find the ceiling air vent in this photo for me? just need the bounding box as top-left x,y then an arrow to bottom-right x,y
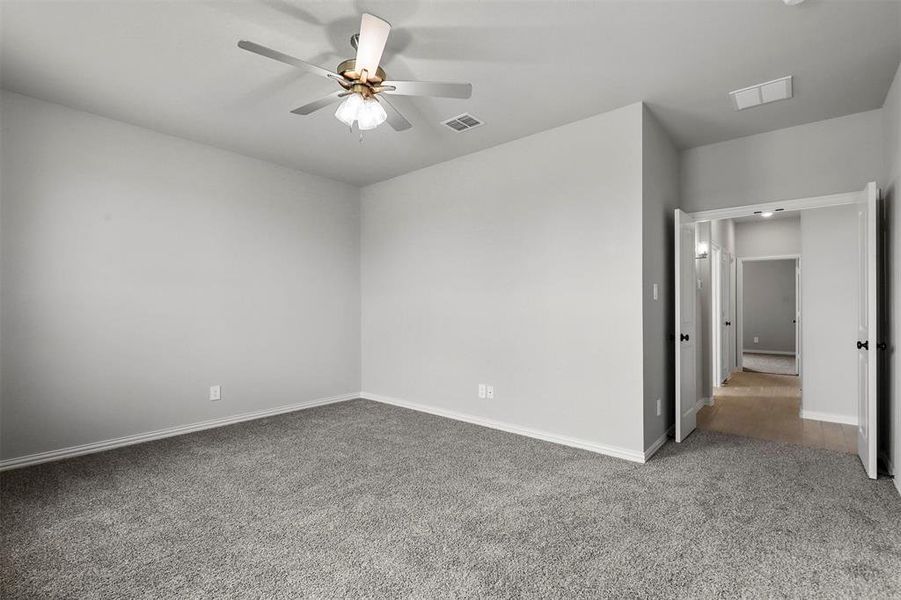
729,76 -> 793,110
442,113 -> 484,132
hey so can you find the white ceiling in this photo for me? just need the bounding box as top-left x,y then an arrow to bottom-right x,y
1,1 -> 899,186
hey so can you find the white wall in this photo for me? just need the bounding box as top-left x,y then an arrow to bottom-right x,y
742,260 -> 796,354
361,103 -> 647,456
734,217 -> 801,258
883,60 -> 900,488
800,205 -> 858,423
0,91 -> 362,460
681,110 -> 884,213
641,106 -> 680,449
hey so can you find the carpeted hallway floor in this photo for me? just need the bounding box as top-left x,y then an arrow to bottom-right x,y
3,399 -> 900,599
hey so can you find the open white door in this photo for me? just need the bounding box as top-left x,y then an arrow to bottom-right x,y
675,209 -> 698,442
856,182 -> 879,479
720,251 -> 733,382
795,260 -> 801,377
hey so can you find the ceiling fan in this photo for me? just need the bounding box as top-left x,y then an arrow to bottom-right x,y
238,13 -> 472,133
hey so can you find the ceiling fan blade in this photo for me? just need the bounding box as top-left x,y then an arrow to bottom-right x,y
381,80 -> 472,99
355,13 -> 391,81
377,96 -> 412,131
290,91 -> 345,115
238,40 -> 341,82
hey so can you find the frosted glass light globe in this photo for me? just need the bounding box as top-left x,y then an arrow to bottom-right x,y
335,93 -> 364,127
357,97 -> 388,130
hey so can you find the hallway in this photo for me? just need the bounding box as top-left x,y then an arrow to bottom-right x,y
696,371 -> 857,454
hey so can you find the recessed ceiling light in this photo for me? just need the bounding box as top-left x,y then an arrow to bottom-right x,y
760,211 -> 774,218
729,76 -> 793,111
783,0 -> 806,5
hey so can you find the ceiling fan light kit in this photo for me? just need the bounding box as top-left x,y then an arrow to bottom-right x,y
237,13 -> 472,135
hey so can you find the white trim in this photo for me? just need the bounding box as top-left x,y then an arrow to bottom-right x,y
742,349 -> 797,356
644,425 -> 674,461
688,190 -> 860,223
0,392 -> 359,471
693,397 -> 706,413
701,397 -> 714,406
740,254 -> 802,263
800,410 -> 858,426
360,392 -> 646,463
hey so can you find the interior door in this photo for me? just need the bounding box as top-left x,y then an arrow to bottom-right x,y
795,260 -> 801,377
710,245 -> 722,385
720,251 -> 732,382
675,209 -> 698,442
856,182 -> 879,479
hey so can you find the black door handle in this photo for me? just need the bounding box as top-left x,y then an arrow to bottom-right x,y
877,342 -> 887,350
857,340 -> 869,350
680,333 -> 690,342
725,321 -> 731,326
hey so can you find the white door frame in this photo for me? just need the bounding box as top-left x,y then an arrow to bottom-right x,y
687,190 -> 860,222
735,254 -> 801,374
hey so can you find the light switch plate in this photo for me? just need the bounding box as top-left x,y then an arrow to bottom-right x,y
210,385 -> 221,401
486,385 -> 495,400
478,384 -> 487,399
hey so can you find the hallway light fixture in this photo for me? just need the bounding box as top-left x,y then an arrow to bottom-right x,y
696,241 -> 709,259
760,211 -> 774,218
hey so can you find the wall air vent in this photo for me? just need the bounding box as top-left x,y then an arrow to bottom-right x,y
442,113 -> 484,132
729,76 -> 793,111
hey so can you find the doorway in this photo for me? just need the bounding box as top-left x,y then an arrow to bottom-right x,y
737,256 -> 799,376
674,183 -> 880,479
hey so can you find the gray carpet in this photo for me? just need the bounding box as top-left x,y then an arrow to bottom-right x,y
743,352 -> 798,375
2,399 -> 900,599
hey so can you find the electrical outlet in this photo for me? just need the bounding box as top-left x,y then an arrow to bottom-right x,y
486,385 -> 495,400
754,336 -> 759,344
209,385 -> 221,401
478,384 -> 487,399
656,398 -> 662,416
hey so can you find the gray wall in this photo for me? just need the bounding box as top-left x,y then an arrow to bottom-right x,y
800,205 -> 858,422
734,217 -> 801,258
884,60 -> 900,487
641,106 -> 679,449
681,109 -> 884,213
0,91 -> 362,460
361,103 -> 647,455
742,260 -> 796,354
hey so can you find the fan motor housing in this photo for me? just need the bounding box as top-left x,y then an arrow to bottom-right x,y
336,59 -> 386,85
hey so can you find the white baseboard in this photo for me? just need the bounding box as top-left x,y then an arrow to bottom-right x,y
800,410 -> 857,426
644,425 -> 674,461
0,392 -> 359,472
700,397 -> 714,407
360,392 -> 646,464
693,397 -> 706,412
743,350 -> 796,356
